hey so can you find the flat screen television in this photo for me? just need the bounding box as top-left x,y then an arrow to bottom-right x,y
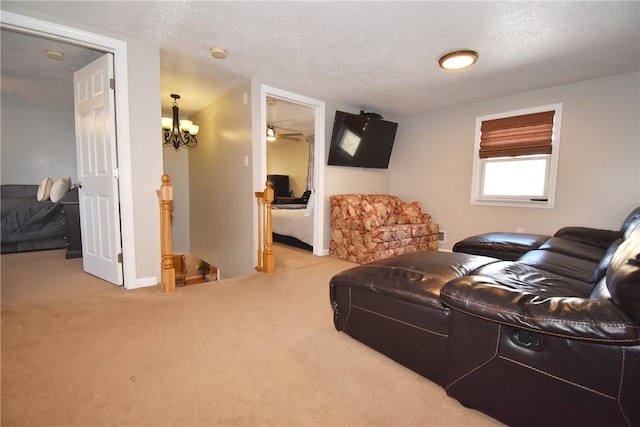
327,110 -> 398,169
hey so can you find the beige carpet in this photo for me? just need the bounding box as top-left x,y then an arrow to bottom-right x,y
1,245 -> 501,426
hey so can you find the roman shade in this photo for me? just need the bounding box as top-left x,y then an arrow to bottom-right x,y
479,110 -> 555,159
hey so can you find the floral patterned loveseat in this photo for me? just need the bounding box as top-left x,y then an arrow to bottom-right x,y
329,194 -> 439,264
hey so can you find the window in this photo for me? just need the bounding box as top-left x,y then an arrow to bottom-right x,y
471,104 -> 562,208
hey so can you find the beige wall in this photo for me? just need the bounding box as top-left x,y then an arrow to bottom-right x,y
163,147 -> 190,253
125,39 -> 163,282
189,81 -> 253,279
1,101 -> 78,184
267,137 -> 309,198
391,72 -> 640,250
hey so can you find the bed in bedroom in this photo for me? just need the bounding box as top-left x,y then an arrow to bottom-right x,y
271,203 -> 313,251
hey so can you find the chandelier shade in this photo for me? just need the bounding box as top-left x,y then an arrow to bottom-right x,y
162,94 -> 199,150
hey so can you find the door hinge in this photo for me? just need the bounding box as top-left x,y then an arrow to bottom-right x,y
117,253 -> 123,263
113,167 -> 119,179
109,78 -> 115,90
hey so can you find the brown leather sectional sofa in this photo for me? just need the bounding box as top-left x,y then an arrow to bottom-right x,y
329,207 -> 640,426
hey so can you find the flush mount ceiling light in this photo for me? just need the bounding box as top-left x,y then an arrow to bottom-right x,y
161,94 -> 199,150
438,50 -> 478,70
45,49 -> 65,61
210,47 -> 227,59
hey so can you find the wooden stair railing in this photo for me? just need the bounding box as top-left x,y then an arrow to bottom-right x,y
255,181 -> 275,272
157,174 -> 176,292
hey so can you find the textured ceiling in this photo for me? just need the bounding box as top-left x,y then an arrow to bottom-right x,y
2,1 -> 639,127
267,96 -> 315,136
1,29 -> 103,110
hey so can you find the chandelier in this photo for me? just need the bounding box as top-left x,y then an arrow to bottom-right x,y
162,94 -> 199,150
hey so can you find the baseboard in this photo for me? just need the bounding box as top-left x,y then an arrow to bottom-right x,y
127,276 -> 158,290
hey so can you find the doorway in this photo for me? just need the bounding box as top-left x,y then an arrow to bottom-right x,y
266,96 -> 314,251
1,10 -> 136,287
259,85 -> 326,257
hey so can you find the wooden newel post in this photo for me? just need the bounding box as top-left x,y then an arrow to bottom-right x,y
263,181 -> 275,272
255,181 -> 275,272
158,174 -> 175,292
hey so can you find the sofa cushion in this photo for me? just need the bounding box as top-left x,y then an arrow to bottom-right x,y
606,228 -> 640,323
371,222 -> 439,242
361,195 -> 401,226
329,230 -> 438,264
591,238 -> 623,284
330,194 -> 404,230
473,261 -> 593,298
397,201 -> 422,224
452,232 -> 549,260
538,237 -> 607,263
518,250 -> 598,284
553,226 -> 621,250
623,216 -> 640,240
620,207 -> 640,235
330,251 -> 498,308
441,274 -> 640,342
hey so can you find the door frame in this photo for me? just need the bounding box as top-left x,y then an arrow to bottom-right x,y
1,11 -> 137,287
257,85 -> 326,256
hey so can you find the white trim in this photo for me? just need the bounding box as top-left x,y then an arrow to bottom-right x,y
1,11 -> 137,287
129,276 -> 159,290
258,85 -> 326,257
470,103 -> 563,209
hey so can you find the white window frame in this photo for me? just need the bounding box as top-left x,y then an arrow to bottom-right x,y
471,103 -> 563,208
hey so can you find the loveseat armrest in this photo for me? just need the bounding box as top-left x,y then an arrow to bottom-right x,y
440,275 -> 640,343
554,226 -> 620,249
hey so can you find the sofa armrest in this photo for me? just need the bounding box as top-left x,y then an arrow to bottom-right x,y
440,275 -> 640,343
397,201 -> 432,225
554,226 -> 620,249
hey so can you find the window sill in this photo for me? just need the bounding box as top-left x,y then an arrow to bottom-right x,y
471,198 -> 555,208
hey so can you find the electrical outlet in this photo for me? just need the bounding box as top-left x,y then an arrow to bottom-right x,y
438,230 -> 446,243
516,228 -> 525,233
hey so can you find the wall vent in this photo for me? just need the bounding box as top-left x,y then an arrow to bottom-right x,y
438,230 -> 446,243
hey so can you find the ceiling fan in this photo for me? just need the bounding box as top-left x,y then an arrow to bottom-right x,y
266,125 -> 304,141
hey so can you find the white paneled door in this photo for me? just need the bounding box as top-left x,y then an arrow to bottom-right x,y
73,54 -> 123,285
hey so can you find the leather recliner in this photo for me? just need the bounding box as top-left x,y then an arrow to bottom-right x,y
330,207 -> 640,427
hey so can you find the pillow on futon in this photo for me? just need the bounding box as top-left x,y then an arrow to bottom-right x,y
50,177 -> 71,203
37,177 -> 53,201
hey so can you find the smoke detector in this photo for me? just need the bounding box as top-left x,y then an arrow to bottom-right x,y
210,47 -> 227,60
